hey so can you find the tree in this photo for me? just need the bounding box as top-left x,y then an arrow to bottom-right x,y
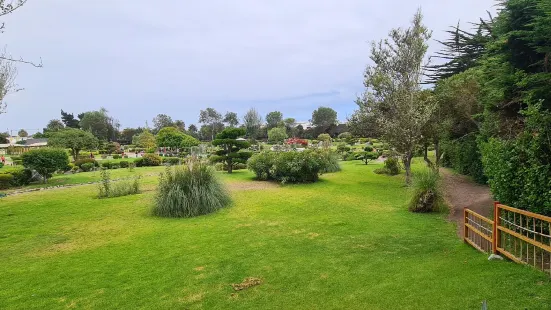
348,100 -> 381,139
119,127 -> 144,145
311,107 -> 337,129
17,129 -> 27,137
48,128 -> 98,160
199,108 -> 223,141
268,127 -> 288,144
22,148 -> 69,183
44,119 -> 65,134
60,110 -> 80,128
223,112 -> 239,127
317,133 -> 331,142
243,108 -> 262,139
266,111 -> 283,129
358,9 -> 435,184
156,127 -> 199,150
134,130 -> 156,150
210,128 -> 252,173
174,120 -> 186,132
188,124 -> 198,134
79,108 -> 119,141
0,132 -> 9,143
152,114 -> 174,133
355,146 -> 382,165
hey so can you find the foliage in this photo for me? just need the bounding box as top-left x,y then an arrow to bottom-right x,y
22,148 -> 69,183
119,160 -> 129,168
243,108 -> 263,139
162,157 -> 180,166
356,10 -> 434,184
73,158 -> 98,169
223,111 -> 239,127
81,162 -> 95,172
133,130 -> 156,150
317,133 -> 331,142
408,169 -> 444,213
0,167 -> 32,187
248,150 -> 338,183
384,157 -> 401,175
17,129 -> 27,137
97,169 -> 141,199
199,108 -> 223,140
152,161 -> 231,218
60,109 -> 81,128
268,127 -> 288,144
441,136 -> 486,184
266,111 -> 283,129
152,114 -> 174,133
106,141 -> 121,154
156,127 -> 199,149
44,119 -> 65,134
0,174 -> 13,189
355,146 -> 381,165
48,128 -> 99,160
79,108 -> 119,141
136,154 -> 162,167
311,107 -> 337,128
210,128 -> 251,173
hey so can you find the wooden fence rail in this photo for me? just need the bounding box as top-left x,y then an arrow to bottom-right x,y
464,202 -> 551,276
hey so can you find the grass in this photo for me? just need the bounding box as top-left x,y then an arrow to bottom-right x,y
1,161 -> 550,309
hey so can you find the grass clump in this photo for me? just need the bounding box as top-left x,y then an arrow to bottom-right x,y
97,169 -> 141,199
408,168 -> 443,213
152,161 -> 230,218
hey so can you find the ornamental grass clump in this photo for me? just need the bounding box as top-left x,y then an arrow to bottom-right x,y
97,169 -> 141,199
152,160 -> 230,218
408,168 -> 444,213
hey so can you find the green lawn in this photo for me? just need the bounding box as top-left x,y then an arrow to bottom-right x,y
1,161 -> 550,309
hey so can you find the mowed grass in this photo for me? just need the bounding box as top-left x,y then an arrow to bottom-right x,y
1,161 -> 550,309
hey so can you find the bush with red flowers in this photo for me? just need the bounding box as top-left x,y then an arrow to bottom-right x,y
285,138 -> 308,147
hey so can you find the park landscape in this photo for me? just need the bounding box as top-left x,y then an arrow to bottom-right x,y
1,0 -> 551,309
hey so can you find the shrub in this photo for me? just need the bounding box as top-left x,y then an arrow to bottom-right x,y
162,157 -> 180,166
374,168 -> 389,175
101,162 -> 112,169
72,165 -> 79,173
113,154 -> 122,159
268,127 -> 288,144
111,164 -> 120,169
285,138 -> 308,147
248,150 -> 335,183
384,157 -> 401,175
318,134 -> 331,142
141,154 -> 162,166
441,135 -> 486,184
344,153 -> 356,161
0,174 -> 14,189
97,169 -> 141,198
214,162 -> 225,171
408,169 -> 444,213
2,167 -> 33,187
152,162 -> 230,218
233,163 -> 247,170
13,160 -> 23,166
119,160 -> 129,168
22,148 -> 69,183
81,162 -> 95,172
74,158 -> 98,168
128,162 -> 135,171
0,162 -> 3,169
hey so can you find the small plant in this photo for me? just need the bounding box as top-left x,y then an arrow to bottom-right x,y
81,162 -> 95,172
101,162 -> 112,169
408,169 -> 443,213
73,158 -> 98,169
128,162 -> 135,171
113,154 -> 122,159
384,157 -> 401,175
141,154 -> 162,166
119,160 -> 129,168
0,174 -> 14,189
152,160 -> 231,218
97,169 -> 141,199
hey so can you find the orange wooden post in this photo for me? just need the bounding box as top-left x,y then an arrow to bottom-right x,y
464,207 -> 469,243
493,201 -> 499,254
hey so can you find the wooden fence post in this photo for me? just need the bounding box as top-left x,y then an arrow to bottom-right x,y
464,207 -> 468,243
493,201 -> 499,254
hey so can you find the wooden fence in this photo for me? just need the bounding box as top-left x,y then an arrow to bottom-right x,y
464,202 -> 551,276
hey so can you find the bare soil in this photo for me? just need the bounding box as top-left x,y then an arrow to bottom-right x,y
441,168 -> 494,237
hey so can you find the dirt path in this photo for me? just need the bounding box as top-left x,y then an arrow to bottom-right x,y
441,168 -> 494,237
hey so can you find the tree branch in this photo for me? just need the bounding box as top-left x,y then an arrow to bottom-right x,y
0,55 -> 43,67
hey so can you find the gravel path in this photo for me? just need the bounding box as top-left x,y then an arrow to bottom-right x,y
441,168 -> 494,237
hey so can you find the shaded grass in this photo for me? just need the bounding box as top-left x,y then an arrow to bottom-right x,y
0,161 -> 550,309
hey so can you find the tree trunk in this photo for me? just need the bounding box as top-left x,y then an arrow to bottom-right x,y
434,140 -> 441,168
227,158 -> 233,174
423,144 -> 434,170
404,152 -> 413,185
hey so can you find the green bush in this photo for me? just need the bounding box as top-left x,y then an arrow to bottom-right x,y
441,135 -> 486,184
119,161 -> 129,168
101,162 -> 112,169
97,169 -> 141,199
13,160 -> 23,166
2,167 -> 33,186
408,169 -> 444,213
248,150 -> 335,183
22,148 -> 69,183
113,154 -> 122,159
162,157 -> 180,165
319,151 -> 341,173
152,162 -> 230,218
140,154 -> 162,166
81,162 -> 95,172
111,164 -> 120,169
384,157 -> 401,175
0,174 -> 14,189
0,162 -> 4,169
74,158 -> 99,168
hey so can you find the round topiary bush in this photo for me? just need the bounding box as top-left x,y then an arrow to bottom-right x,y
152,161 -> 231,218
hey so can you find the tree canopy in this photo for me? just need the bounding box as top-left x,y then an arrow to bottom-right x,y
311,107 -> 337,128
48,128 -> 98,160
210,128 -> 251,173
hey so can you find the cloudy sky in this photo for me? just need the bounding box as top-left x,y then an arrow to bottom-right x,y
0,0 -> 496,134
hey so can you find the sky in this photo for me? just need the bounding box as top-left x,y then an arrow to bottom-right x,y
0,0 -> 496,135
